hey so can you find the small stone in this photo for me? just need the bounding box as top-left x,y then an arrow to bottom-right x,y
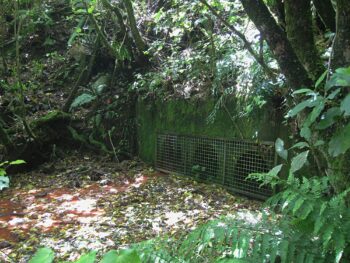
0,240 -> 12,249
28,213 -> 39,219
34,191 -> 48,198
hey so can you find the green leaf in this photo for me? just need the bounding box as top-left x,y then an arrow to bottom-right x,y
101,249 -> 141,263
316,107 -> 342,130
70,93 -> 96,110
300,127 -> 311,141
292,88 -> 314,95
286,99 -> 318,118
88,6 -> 95,14
9,160 -> 26,165
322,224 -> 334,249
315,70 -> 328,88
29,248 -> 55,263
314,215 -> 325,234
295,250 -> 306,263
0,176 -> 10,190
0,169 -> 6,176
292,197 -> 305,214
289,142 -> 309,150
328,123 -> 350,156
314,140 -> 325,147
326,88 -> 341,99
275,138 -> 288,160
326,66 -> 350,90
290,151 -> 309,174
303,100 -> 325,127
279,240 -> 289,263
340,94 -> 350,116
269,164 -> 283,177
74,251 -> 96,263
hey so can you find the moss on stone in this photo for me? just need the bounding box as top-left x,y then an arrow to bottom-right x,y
136,98 -> 281,164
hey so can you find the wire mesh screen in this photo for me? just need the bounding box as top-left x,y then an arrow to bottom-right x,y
156,134 -> 276,199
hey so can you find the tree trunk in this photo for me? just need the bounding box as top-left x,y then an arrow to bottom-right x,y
284,0 -> 324,81
328,0 -> 350,194
313,0 -> 336,32
331,0 -> 350,69
240,0 -> 312,90
267,0 -> 285,29
123,0 -> 147,56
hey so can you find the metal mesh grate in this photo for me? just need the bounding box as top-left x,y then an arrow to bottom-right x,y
156,134 -> 276,199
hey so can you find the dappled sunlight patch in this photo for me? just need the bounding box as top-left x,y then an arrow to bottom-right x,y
0,165 -> 262,262
165,211 -> 185,226
236,210 -> 262,225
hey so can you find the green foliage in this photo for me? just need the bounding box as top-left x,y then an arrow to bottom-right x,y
70,93 -> 96,110
250,67 -> 350,262
29,247 -> 55,263
29,248 -> 140,263
0,160 -> 26,190
286,66 -> 350,156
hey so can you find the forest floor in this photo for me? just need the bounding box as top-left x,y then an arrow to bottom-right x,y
0,154 -> 262,262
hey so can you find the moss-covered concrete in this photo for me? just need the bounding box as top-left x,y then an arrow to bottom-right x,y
136,98 -> 283,164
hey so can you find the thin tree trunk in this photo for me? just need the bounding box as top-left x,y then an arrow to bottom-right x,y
123,0 -> 147,55
331,0 -> 350,69
199,0 -> 277,80
62,36 -> 99,112
101,0 -> 134,58
313,0 -> 336,32
284,0 -> 324,81
240,0 -> 312,90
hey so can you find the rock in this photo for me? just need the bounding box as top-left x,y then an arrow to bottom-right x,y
0,240 -> 12,249
34,191 -> 48,198
90,170 -> 104,181
99,179 -> 111,186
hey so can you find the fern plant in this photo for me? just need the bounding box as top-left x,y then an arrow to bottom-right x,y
29,247 -> 141,263
248,67 -> 350,262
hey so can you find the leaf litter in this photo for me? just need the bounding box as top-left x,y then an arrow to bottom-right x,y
0,153 -> 262,262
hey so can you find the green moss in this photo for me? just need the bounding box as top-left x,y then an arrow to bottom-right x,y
136,98 -> 280,164
32,110 -> 71,129
31,110 -> 71,141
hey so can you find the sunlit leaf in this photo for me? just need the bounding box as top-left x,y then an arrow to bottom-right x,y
74,251 -> 96,263
70,93 -> 96,110
9,160 -> 26,165
292,88 -> 314,95
275,138 -> 288,160
29,247 -> 55,263
290,151 -> 309,174
101,249 -> 141,263
286,99 -> 318,118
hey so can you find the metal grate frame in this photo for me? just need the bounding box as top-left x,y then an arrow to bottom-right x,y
156,133 -> 276,199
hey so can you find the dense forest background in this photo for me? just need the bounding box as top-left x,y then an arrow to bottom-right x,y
0,0 -> 350,262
